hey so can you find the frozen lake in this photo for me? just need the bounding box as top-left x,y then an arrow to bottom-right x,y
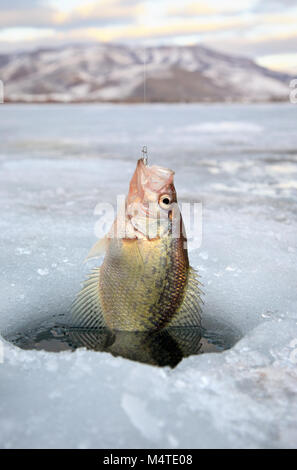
0,103 -> 297,448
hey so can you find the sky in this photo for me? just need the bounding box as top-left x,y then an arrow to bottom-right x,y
0,0 -> 296,73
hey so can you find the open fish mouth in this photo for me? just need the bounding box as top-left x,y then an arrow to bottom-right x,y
127,158 -> 175,206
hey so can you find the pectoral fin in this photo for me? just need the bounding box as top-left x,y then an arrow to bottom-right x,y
85,237 -> 109,261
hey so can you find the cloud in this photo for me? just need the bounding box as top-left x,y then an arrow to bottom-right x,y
0,0 -> 45,9
168,3 -> 217,17
69,15 -> 255,43
204,29 -> 297,60
167,0 -> 255,17
0,0 -> 143,29
52,0 -> 144,29
253,0 -> 297,11
0,0 -> 296,73
0,1 -> 57,28
0,27 -> 55,42
256,52 -> 297,73
0,9 -> 57,28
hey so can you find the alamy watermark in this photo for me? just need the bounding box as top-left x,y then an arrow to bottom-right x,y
93,196 -> 202,252
289,79 -> 297,104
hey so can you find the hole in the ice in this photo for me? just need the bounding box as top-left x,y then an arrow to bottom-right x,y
4,314 -> 241,368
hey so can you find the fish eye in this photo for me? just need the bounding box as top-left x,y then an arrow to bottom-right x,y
159,194 -> 172,209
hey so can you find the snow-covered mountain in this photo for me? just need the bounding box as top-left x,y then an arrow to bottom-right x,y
0,43 -> 292,103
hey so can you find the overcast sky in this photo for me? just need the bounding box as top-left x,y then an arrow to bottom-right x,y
0,0 -> 296,73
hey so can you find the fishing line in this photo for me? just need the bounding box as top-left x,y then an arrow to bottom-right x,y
143,45 -> 146,106
142,45 -> 148,165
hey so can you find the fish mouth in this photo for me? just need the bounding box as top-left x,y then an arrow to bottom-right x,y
125,158 -> 176,239
140,157 -> 175,180
127,158 -> 175,205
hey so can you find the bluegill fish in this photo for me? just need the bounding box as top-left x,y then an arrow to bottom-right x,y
72,158 -> 202,331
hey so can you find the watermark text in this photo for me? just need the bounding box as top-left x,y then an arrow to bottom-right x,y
93,196 -> 203,251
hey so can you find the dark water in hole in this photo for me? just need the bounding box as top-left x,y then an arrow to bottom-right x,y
5,315 -> 240,368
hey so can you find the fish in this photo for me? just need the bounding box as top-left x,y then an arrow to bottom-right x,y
72,157 -> 203,331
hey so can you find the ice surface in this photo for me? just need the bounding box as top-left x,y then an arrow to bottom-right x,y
0,104 -> 297,448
